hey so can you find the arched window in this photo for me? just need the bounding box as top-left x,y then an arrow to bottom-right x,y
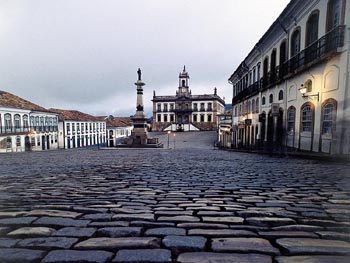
305,79 -> 313,93
291,29 -> 301,57
301,103 -> 314,132
269,94 -> 274,104
14,114 -> 20,129
278,90 -> 284,101
182,80 -> 186,87
287,106 -> 296,133
257,63 -> 261,81
326,0 -> 343,32
262,96 -> 266,105
322,99 -> 337,134
279,40 -> 287,65
306,11 -> 319,47
256,98 -> 259,113
252,99 -> 256,113
4,113 -> 11,131
263,57 -> 269,80
23,115 -> 29,129
271,49 -> 277,72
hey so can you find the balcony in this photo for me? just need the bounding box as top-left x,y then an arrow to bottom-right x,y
0,126 -> 30,135
232,26 -> 345,103
173,108 -> 193,113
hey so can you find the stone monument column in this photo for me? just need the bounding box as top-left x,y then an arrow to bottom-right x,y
131,68 -> 148,145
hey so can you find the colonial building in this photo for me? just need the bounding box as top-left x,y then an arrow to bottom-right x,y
0,90 -> 59,153
50,109 -> 106,149
101,116 -> 133,147
229,0 -> 349,155
152,66 -> 225,132
217,109 -> 233,149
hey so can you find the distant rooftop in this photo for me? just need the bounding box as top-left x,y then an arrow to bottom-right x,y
49,108 -> 101,122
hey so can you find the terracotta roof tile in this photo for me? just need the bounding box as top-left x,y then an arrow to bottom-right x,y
49,108 -> 102,122
0,90 -> 50,112
105,117 -> 133,128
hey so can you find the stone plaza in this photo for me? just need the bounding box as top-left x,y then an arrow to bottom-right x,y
0,131 -> 350,263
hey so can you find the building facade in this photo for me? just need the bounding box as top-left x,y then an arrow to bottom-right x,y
103,116 -> 133,147
229,0 -> 349,155
0,90 -> 59,153
50,109 -> 107,149
152,66 -> 225,132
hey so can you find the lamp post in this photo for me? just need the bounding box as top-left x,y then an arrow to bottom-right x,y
173,133 -> 176,149
299,84 -> 319,101
167,130 -> 171,149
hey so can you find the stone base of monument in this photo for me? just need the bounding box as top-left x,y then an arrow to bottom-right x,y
115,137 -> 163,148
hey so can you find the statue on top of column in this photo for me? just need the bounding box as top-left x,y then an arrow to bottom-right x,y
137,68 -> 142,81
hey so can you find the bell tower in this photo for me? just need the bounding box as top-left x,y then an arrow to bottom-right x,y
178,65 -> 190,96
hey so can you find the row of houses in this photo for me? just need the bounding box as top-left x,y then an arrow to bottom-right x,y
0,90 -> 132,153
218,0 -> 350,156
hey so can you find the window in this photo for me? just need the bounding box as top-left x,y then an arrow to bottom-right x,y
287,106 -> 296,133
257,63 -> 261,81
66,123 -> 70,134
207,103 -> 212,111
278,90 -> 284,101
30,116 -> 34,127
291,29 -> 301,57
170,104 -> 174,111
37,135 -> 40,146
301,104 -> 314,132
72,123 -> 76,133
322,100 -> 337,134
182,79 -> 186,87
35,116 -> 39,127
5,113 -> 11,131
164,115 -> 168,122
193,114 -> 197,122
253,67 -> 256,83
163,104 -> 168,112
248,101 -> 252,113
279,41 -> 287,65
262,97 -> 266,105
306,11 -> 319,47
14,114 -> 20,129
170,114 -> 174,122
326,0 -> 343,32
16,136 -> 21,147
89,123 -> 92,132
256,98 -> 259,113
6,137 -> 12,149
263,57 -> 269,80
208,114 -> 212,122
200,114 -> 205,122
271,49 -> 277,72
234,106 -> 237,117
193,103 -> 198,111
269,94 -> 273,104
23,115 -> 29,129
157,104 -> 161,111
31,137 -> 35,146
200,103 -> 205,111
157,114 -> 161,122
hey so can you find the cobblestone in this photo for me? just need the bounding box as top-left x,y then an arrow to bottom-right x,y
0,131 -> 349,262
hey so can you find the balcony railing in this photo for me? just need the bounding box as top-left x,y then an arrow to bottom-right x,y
232,26 -> 345,103
0,126 -> 30,134
173,108 -> 193,113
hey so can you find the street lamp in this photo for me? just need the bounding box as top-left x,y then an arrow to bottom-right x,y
299,84 -> 319,101
173,133 -> 176,149
167,130 -> 171,149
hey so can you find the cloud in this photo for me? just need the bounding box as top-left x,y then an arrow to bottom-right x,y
0,0 -> 289,116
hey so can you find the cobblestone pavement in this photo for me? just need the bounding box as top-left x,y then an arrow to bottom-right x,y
1,132 -> 350,262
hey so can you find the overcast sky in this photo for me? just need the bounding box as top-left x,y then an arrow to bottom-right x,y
0,0 -> 290,117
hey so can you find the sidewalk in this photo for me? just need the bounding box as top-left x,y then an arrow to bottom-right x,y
220,147 -> 350,164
